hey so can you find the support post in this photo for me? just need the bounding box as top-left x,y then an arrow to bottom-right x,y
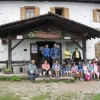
82,37 -> 87,63
11,39 -> 24,51
8,37 -> 12,68
71,39 -> 83,51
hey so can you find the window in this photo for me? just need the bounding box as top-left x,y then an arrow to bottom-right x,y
55,8 -> 63,16
97,10 -> 100,22
20,6 -> 40,20
93,9 -> 100,22
25,8 -> 35,19
50,7 -> 69,19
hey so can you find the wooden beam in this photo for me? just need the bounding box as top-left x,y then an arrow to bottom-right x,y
8,37 -> 12,68
0,60 -> 30,64
71,39 -> 83,51
11,39 -> 24,51
82,37 -> 87,63
83,32 -> 88,36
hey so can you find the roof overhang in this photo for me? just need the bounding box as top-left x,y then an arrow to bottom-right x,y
0,12 -> 100,39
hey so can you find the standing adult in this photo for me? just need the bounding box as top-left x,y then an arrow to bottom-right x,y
28,60 -> 39,83
72,48 -> 81,65
64,47 -> 72,64
51,43 -> 60,62
42,44 -> 51,62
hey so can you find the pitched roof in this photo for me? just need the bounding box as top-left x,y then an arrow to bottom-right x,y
0,12 -> 100,39
0,0 -> 100,3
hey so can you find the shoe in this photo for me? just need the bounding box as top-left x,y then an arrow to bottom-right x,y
43,77 -> 45,80
50,76 -> 52,80
56,76 -> 59,79
97,78 -> 99,81
94,75 -> 95,80
91,78 -> 93,81
80,78 -> 84,81
31,79 -> 35,83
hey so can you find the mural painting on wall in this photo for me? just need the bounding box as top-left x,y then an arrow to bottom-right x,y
28,31 -> 62,39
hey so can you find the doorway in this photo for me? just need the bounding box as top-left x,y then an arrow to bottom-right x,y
37,41 -> 55,67
30,41 -> 61,68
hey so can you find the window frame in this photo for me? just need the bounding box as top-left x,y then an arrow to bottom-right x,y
55,7 -> 65,17
24,6 -> 35,19
93,9 -> 100,23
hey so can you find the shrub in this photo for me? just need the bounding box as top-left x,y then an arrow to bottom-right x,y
0,76 -> 10,81
10,75 -> 21,81
3,68 -> 12,74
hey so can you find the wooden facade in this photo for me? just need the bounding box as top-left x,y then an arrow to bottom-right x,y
0,12 -> 100,68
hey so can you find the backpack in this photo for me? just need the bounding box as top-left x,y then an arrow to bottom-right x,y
85,73 -> 91,81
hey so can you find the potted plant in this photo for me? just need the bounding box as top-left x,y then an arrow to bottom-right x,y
3,68 -> 12,74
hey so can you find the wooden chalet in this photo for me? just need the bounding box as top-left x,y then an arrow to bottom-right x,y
0,12 -> 100,68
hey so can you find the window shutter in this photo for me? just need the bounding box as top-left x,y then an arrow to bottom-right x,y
50,7 -> 55,14
34,7 -> 40,16
93,9 -> 97,22
20,7 -> 26,20
63,8 -> 69,19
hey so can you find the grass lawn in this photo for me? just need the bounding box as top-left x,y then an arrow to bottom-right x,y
0,94 -> 20,100
0,92 -> 99,100
31,93 -> 100,100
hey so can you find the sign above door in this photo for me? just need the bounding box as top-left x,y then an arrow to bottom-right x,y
28,31 -> 62,39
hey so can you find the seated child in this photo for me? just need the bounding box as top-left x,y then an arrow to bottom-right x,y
64,63 -> 72,77
78,61 -> 84,81
42,60 -> 52,79
60,66 -> 66,76
92,61 -> 99,81
52,59 -> 61,78
71,63 -> 79,79
87,61 -> 94,80
83,63 -> 91,81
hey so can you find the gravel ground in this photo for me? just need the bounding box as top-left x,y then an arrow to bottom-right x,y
0,80 -> 100,100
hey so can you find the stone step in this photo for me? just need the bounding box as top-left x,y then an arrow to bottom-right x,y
0,72 -> 74,81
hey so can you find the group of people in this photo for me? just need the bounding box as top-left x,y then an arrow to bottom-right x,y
40,43 -> 81,65
27,43 -> 100,82
41,43 -> 60,62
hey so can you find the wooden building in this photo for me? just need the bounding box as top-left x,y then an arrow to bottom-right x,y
0,0 -> 100,71
0,12 -> 100,68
